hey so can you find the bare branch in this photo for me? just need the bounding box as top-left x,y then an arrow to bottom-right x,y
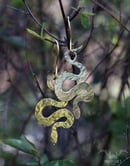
92,0 -> 130,33
23,0 -> 65,43
58,0 -> 71,49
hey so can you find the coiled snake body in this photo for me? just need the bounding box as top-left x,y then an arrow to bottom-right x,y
35,98 -> 74,144
55,49 -> 94,119
35,48 -> 94,144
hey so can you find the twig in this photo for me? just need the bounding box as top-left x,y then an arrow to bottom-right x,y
70,7 -> 82,21
79,5 -> 95,55
58,0 -> 71,49
37,155 -> 42,166
44,38 -> 66,46
92,0 -> 130,33
22,0 -> 41,26
98,131 -> 112,166
23,0 -> 64,43
126,123 -> 130,151
86,28 -> 124,80
33,73 -> 45,98
126,81 -> 130,91
7,5 -> 29,15
118,38 -> 130,100
24,41 -> 45,98
71,127 -> 83,159
124,91 -> 130,153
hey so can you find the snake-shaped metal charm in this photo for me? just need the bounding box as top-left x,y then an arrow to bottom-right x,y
35,73 -> 74,145
54,49 -> 94,119
35,48 -> 94,144
35,98 -> 74,144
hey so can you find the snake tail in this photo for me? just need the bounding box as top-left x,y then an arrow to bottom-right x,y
35,98 -> 74,144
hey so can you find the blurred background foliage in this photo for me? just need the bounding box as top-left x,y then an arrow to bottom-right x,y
0,0 -> 130,166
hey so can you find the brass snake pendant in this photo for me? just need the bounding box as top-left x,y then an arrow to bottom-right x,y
35,48 -> 94,144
